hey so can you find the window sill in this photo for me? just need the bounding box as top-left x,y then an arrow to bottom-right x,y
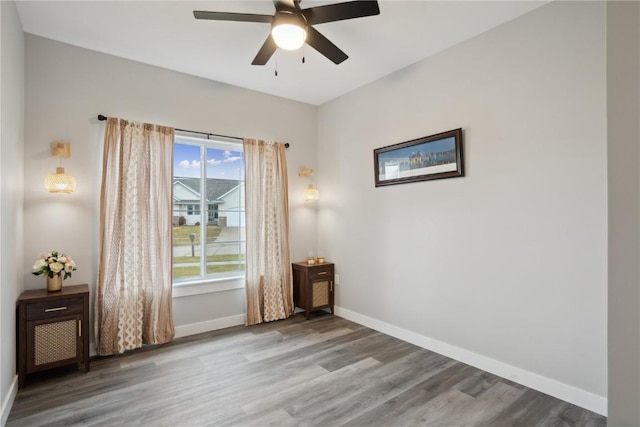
172,276 -> 245,298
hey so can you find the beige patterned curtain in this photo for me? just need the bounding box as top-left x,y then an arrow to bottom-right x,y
96,117 -> 175,356
243,139 -> 292,325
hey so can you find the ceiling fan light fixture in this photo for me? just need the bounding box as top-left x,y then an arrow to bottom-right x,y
195,1 -> 380,65
271,12 -> 307,51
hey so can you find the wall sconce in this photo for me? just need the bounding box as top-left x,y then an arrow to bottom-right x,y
303,184 -> 320,202
299,167 -> 319,202
44,142 -> 76,194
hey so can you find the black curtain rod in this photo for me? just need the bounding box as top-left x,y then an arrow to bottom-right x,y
97,115 -> 289,149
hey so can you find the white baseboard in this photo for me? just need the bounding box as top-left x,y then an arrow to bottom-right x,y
1,375 -> 18,427
334,306 -> 607,416
174,314 -> 246,338
88,314 -> 246,356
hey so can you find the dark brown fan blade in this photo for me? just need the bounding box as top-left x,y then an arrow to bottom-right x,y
194,11 -> 272,23
252,35 -> 278,65
306,26 -> 348,64
302,1 -> 379,25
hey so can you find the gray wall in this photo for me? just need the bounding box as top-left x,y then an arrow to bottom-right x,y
22,35 -> 318,344
318,1 -> 607,413
0,1 -> 24,424
607,1 -> 640,425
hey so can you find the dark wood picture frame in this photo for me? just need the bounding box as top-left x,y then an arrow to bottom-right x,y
374,128 -> 464,187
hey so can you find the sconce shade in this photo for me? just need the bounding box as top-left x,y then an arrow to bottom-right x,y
303,184 -> 319,202
44,167 -> 76,194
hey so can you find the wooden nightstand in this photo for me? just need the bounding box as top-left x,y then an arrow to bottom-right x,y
292,262 -> 334,320
17,284 -> 90,388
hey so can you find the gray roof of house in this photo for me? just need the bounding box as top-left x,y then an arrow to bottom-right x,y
174,177 -> 239,202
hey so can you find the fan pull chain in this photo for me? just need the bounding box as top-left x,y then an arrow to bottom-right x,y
302,45 -> 306,64
275,52 -> 279,76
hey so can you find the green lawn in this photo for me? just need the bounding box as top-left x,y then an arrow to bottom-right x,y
172,226 -> 244,278
173,254 -> 245,264
172,225 -> 221,246
172,263 -> 246,278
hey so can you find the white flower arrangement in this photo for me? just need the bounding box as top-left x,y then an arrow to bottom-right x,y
32,251 -> 77,280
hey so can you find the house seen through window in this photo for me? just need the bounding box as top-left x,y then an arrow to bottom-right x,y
172,135 -> 245,282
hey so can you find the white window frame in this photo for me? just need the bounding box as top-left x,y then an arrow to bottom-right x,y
172,134 -> 245,295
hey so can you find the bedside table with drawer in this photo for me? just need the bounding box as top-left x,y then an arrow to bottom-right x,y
292,262 -> 334,320
17,284 -> 90,388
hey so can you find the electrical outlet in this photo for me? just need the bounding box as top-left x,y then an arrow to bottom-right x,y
335,274 -> 340,285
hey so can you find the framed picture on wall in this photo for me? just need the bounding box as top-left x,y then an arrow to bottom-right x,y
373,128 -> 464,187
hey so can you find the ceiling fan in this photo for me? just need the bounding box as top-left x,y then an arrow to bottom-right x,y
194,0 -> 380,65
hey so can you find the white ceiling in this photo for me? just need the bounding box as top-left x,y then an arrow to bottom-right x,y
16,1 -> 548,105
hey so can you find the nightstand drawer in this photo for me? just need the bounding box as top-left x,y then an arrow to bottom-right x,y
309,266 -> 333,279
26,298 -> 83,320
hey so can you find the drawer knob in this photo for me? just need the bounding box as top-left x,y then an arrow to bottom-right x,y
44,306 -> 68,312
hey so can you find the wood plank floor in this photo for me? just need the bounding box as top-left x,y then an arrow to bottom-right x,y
7,313 -> 606,427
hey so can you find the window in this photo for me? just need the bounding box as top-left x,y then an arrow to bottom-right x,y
172,135 -> 245,283
187,204 -> 200,216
